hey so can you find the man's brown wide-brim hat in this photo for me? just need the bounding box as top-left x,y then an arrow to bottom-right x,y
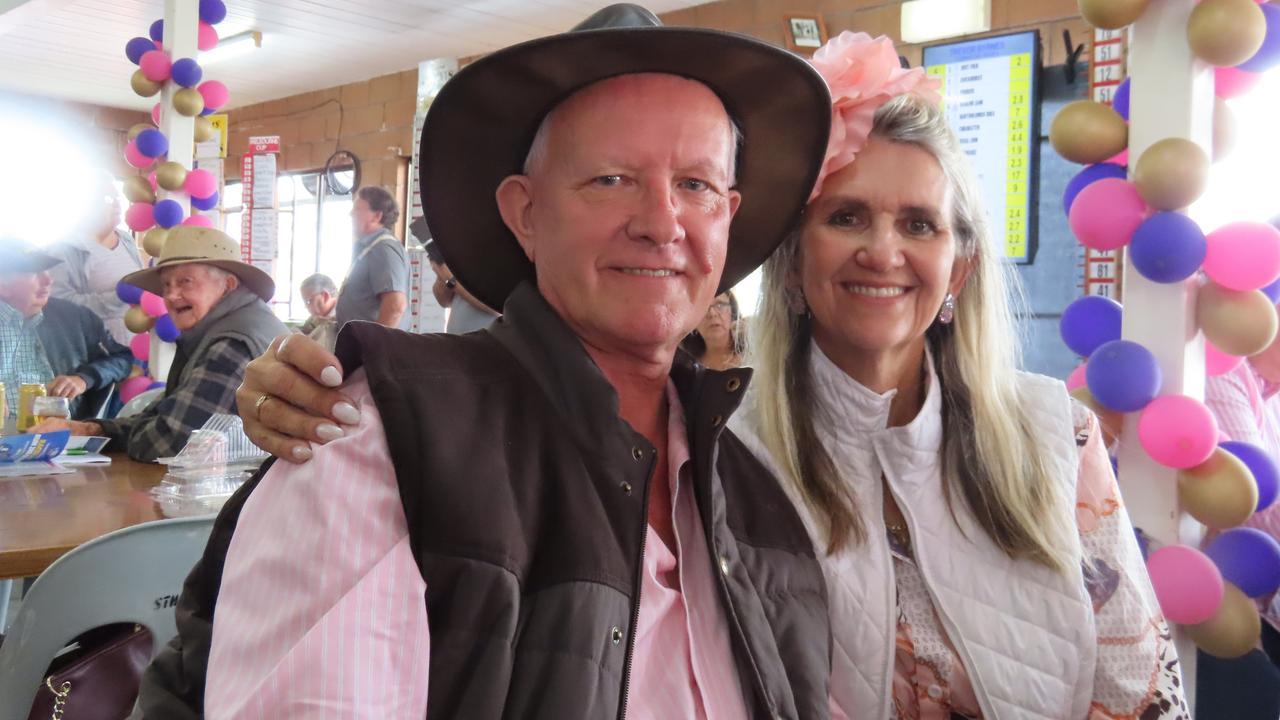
422,3 -> 832,311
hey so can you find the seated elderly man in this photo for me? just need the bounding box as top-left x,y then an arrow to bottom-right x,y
33,227 -> 286,461
0,237 -> 132,421
297,273 -> 337,337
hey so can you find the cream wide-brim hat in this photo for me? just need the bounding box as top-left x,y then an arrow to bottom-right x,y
122,226 -> 275,302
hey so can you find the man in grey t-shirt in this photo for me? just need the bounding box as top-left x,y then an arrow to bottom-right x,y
335,186 -> 409,330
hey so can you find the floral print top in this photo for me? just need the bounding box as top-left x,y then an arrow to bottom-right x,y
888,404 -> 1189,719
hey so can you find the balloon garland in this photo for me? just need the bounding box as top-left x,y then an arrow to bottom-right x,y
1064,0 -> 1280,659
116,0 -> 230,401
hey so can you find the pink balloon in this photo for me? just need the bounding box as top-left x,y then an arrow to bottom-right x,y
124,141 -> 152,169
124,202 -> 156,232
1067,362 -> 1088,392
1068,178 -> 1148,251
1105,148 -> 1129,166
198,80 -> 228,110
130,332 -> 151,362
182,214 -> 214,228
198,22 -> 219,51
1206,342 -> 1245,376
1147,544 -> 1224,624
118,375 -> 152,405
147,171 -> 158,191
184,168 -> 218,199
151,102 -> 162,126
139,50 -> 172,82
140,291 -> 168,318
1216,66 -> 1263,99
1138,395 -> 1219,469
1204,221 -> 1280,291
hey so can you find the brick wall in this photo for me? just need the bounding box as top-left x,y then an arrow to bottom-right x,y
223,68 -> 419,199
0,91 -> 149,177
660,0 -> 1089,67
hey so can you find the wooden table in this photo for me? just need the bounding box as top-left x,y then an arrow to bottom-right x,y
0,457 -> 169,579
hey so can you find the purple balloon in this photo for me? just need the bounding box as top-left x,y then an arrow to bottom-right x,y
1063,163 -> 1127,216
1060,295 -> 1123,357
199,0 -> 228,24
149,19 -> 164,42
146,381 -> 166,391
135,128 -> 168,159
1239,3 -> 1280,73
1205,527 -> 1280,598
116,282 -> 144,305
1221,440 -> 1280,512
200,107 -> 215,117
125,36 -> 154,65
1086,340 -> 1162,413
1130,213 -> 1206,283
153,199 -> 184,229
171,58 -> 203,88
1263,277 -> 1280,304
191,191 -> 219,211
1113,77 -> 1131,121
155,314 -> 180,342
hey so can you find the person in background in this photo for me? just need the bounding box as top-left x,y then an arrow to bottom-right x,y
1201,329 -> 1280,718
0,237 -> 132,421
297,273 -> 337,337
424,240 -> 499,334
31,227 -> 286,461
680,290 -> 745,370
48,172 -> 145,345
335,186 -> 409,330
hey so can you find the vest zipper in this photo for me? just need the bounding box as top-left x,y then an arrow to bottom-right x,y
617,452 -> 656,720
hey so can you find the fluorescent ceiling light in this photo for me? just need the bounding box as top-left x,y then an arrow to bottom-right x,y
202,30 -> 262,65
901,0 -> 990,44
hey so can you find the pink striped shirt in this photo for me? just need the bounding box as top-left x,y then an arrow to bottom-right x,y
206,370 -> 748,719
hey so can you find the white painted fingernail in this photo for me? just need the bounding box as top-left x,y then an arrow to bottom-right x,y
316,423 -> 344,442
332,402 -> 361,425
291,445 -> 313,461
320,366 -> 342,387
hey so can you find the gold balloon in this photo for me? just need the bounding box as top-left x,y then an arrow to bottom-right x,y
124,306 -> 155,334
193,117 -> 216,143
1200,284 -> 1279,356
1187,583 -> 1261,658
1188,0 -> 1267,67
1214,99 -> 1237,162
155,162 -> 188,192
1178,448 -> 1259,529
1079,0 -> 1150,30
122,175 -> 155,205
130,70 -> 161,98
142,227 -> 169,258
1050,101 -> 1128,165
1070,386 -> 1123,443
1133,138 -> 1210,210
126,123 -> 152,142
172,88 -> 205,118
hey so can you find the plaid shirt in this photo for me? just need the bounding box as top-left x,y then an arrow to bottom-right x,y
0,301 -> 54,417
97,337 -> 251,462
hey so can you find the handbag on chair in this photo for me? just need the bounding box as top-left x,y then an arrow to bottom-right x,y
25,624 -> 153,720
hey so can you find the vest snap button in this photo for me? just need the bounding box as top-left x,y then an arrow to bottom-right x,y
725,377 -> 742,393
927,684 -> 943,700
620,481 -> 632,495
719,555 -> 730,575
631,447 -> 644,461
611,626 -> 623,645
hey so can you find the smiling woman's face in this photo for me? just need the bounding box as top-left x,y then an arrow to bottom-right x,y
160,263 -> 237,330
795,135 -> 968,366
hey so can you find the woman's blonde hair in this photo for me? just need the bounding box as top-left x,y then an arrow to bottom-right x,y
750,94 -> 1074,571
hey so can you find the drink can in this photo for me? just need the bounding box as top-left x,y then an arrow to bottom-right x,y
18,383 -> 47,433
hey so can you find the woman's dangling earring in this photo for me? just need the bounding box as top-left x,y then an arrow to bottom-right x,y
938,293 -> 956,325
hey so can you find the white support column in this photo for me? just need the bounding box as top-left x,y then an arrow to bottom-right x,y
150,0 -> 199,381
1120,0 -> 1216,702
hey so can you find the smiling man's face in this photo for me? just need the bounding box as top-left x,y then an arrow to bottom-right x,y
160,263 -> 237,330
497,73 -> 741,360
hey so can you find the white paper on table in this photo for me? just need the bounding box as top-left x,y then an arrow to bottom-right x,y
0,461 -> 74,479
